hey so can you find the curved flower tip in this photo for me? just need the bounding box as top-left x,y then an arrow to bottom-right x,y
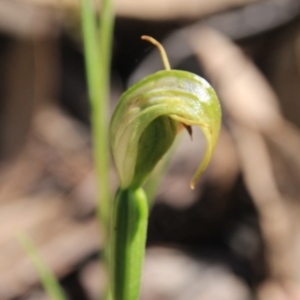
110,70 -> 221,190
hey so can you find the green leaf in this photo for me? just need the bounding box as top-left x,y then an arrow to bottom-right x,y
81,0 -> 114,233
18,233 -> 67,300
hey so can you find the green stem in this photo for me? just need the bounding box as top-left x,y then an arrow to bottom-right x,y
96,0 -> 114,229
18,234 -> 67,300
110,188 -> 149,300
81,0 -> 114,233
81,1 -> 114,299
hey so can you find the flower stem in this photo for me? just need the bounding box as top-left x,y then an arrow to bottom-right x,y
110,188 -> 148,300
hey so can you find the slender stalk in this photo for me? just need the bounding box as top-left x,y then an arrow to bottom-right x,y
110,188 -> 148,300
81,2 -> 114,299
18,234 -> 67,300
81,0 -> 113,232
141,36 -> 171,70
96,0 -> 114,229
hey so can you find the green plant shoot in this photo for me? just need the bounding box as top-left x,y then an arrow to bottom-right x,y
109,36 -> 221,300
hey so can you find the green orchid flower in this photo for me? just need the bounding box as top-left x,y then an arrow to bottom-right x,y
110,36 -> 221,190
109,36 -> 221,300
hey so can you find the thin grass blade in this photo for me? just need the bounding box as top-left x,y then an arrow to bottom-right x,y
18,233 -> 67,300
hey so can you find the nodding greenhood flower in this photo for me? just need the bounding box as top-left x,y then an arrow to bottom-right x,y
110,36 -> 221,190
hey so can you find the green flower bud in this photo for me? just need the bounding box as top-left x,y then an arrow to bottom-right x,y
110,36 -> 221,190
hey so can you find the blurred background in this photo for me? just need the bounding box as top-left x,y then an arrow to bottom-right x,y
1,0 -> 300,299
